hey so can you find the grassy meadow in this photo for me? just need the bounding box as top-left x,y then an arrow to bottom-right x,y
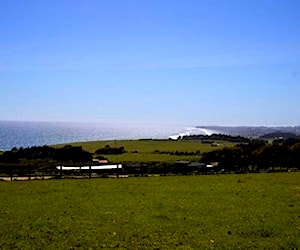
0,173 -> 299,249
65,139 -> 234,163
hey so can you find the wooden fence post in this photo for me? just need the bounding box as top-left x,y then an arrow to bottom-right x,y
28,165 -> 31,180
89,165 -> 92,179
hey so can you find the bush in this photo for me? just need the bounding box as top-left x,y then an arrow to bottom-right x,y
95,145 -> 126,155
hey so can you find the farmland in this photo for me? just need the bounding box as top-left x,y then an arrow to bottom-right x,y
65,139 -> 234,163
0,173 -> 299,249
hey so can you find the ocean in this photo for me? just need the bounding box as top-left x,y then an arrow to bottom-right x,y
0,121 -> 189,151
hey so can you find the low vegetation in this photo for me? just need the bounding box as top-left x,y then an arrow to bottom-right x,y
0,173 -> 299,249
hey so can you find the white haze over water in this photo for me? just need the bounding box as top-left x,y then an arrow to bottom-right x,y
0,121 -> 210,151
169,127 -> 218,140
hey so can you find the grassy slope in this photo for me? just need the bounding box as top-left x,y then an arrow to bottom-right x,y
0,173 -> 299,249
63,139 -> 234,163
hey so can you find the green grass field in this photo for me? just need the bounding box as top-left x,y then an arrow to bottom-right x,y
64,139 -> 234,163
0,173 -> 299,249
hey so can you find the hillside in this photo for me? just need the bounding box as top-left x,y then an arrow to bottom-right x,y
197,126 -> 300,137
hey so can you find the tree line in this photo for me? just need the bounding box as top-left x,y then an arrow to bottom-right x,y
0,145 -> 92,165
153,149 -> 201,156
182,134 -> 250,143
201,138 -> 300,172
0,144 -> 126,170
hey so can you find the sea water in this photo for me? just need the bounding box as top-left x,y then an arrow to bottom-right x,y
0,120 -> 189,151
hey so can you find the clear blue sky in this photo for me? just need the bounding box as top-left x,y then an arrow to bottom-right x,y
1,0 -> 299,126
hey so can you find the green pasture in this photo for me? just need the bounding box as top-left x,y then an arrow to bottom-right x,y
0,173 -> 299,249
64,139 -> 234,163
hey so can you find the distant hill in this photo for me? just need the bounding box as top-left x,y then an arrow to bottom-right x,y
196,126 -> 300,138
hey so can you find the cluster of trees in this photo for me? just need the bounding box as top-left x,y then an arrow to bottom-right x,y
259,132 -> 300,140
183,134 -> 250,143
0,145 -> 93,164
95,145 -> 126,155
153,150 -> 201,156
201,139 -> 300,172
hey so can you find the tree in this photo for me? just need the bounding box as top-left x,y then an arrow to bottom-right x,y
54,145 -> 92,163
290,142 -> 300,170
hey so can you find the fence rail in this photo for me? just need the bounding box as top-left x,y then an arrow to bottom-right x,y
1,163 -> 296,181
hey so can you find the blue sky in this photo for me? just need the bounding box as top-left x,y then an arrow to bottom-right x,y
0,0 -> 299,126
